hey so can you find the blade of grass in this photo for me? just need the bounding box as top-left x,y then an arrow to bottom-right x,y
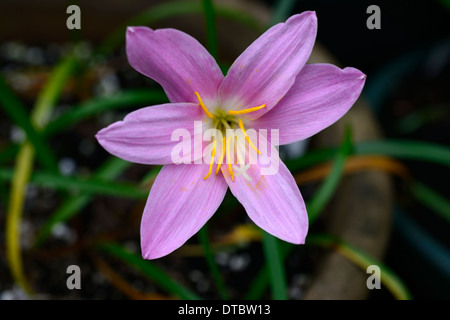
307,233 -> 412,300
409,181 -> 450,225
44,89 -> 167,136
202,0 -> 218,59
0,167 -> 148,200
198,226 -> 229,299
31,56 -> 78,130
98,242 -> 201,300
269,0 -> 298,26
5,143 -> 34,294
0,76 -> 57,171
354,139 -> 450,168
307,126 -> 353,222
261,231 -> 288,299
5,54 -> 77,295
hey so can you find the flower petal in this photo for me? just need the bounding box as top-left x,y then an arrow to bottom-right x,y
140,164 -> 228,259
222,143 -> 308,244
251,64 -> 366,145
96,103 -> 205,165
218,11 -> 317,118
126,27 -> 223,104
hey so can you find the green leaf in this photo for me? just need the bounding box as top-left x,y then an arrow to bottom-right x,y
307,126 -> 353,222
198,226 -> 229,299
261,231 -> 288,299
0,167 -> 147,200
284,148 -> 337,173
0,76 -> 57,171
409,181 -> 450,224
202,0 -> 218,59
244,239 -> 291,300
269,0 -> 297,27
354,140 -> 450,168
307,233 -> 412,300
44,89 -> 167,136
98,242 -> 201,300
31,56 -> 78,129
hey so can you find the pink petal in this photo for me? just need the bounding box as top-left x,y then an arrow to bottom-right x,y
218,12 -> 317,119
126,27 -> 223,104
251,64 -> 366,145
96,103 -> 204,165
141,164 -> 228,259
222,149 -> 308,244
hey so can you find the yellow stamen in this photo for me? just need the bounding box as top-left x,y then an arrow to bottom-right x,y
215,137 -> 226,175
228,104 -> 266,115
203,139 -> 217,180
194,91 -> 214,119
226,136 -> 235,182
238,118 -> 261,154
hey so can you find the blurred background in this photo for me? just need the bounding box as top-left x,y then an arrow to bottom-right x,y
0,0 -> 449,300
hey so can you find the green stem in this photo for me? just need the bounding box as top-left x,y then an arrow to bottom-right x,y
202,0 -> 218,59
198,226 -> 230,299
261,231 -> 288,299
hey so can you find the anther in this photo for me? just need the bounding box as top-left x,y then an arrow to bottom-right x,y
228,104 -> 266,115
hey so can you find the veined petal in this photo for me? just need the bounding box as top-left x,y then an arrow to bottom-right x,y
251,64 -> 366,145
96,103 -> 204,165
218,11 -> 317,119
222,139 -> 308,244
126,27 -> 223,105
141,164 -> 228,259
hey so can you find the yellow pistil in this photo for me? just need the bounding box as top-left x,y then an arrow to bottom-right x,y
215,137 -> 226,175
238,118 -> 261,155
194,91 -> 214,119
203,139 -> 217,180
228,104 -> 266,115
226,136 -> 235,182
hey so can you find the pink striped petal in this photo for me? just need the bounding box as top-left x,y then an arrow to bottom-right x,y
141,164 -> 228,259
218,11 -> 317,119
126,27 -> 223,105
222,149 -> 308,244
96,103 -> 204,165
251,64 -> 366,145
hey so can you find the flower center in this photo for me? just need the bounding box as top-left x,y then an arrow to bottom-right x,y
194,91 -> 266,182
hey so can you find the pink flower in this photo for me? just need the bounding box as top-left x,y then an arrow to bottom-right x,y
96,11 -> 366,259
